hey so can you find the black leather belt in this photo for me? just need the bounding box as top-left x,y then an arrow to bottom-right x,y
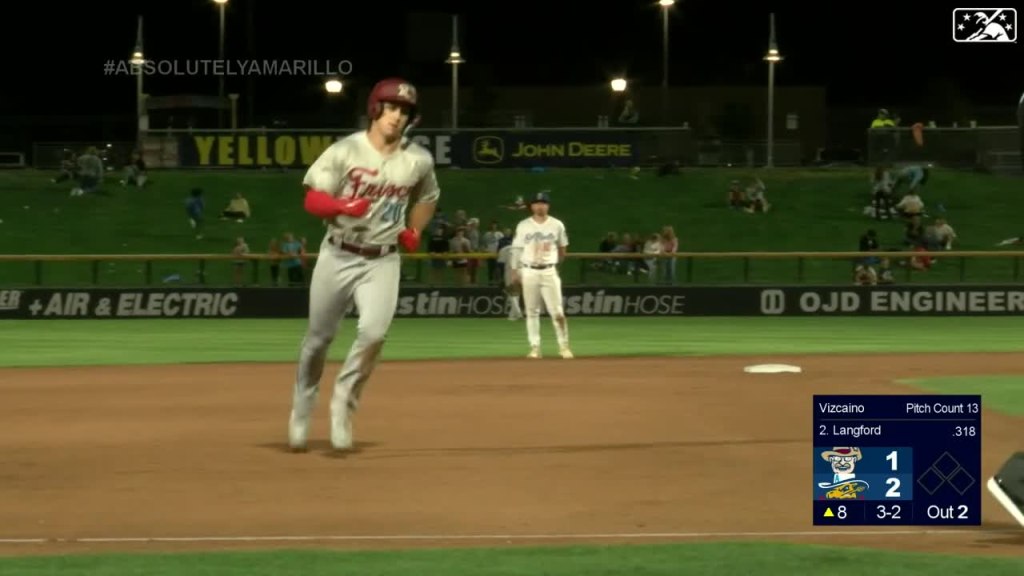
329,237 -> 397,258
527,264 -> 553,270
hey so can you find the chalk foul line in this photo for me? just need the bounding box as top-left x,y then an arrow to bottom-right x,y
0,528 -> 1015,545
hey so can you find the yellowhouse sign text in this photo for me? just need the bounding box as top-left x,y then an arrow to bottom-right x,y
178,133 -> 454,168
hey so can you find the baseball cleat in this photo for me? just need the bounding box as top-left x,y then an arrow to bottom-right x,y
287,409 -> 310,452
527,347 -> 541,359
331,408 -> 354,451
559,347 -> 574,359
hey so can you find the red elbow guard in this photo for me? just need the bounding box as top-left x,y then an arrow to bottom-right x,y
304,189 -> 342,218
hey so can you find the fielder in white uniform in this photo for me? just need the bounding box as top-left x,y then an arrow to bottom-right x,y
509,191 -> 573,359
288,78 -> 440,452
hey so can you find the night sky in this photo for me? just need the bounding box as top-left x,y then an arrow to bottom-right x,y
3,0 -> 1022,117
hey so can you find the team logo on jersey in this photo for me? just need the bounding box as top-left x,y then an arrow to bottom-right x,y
345,167 -> 412,199
953,8 -> 1016,42
472,136 -> 504,164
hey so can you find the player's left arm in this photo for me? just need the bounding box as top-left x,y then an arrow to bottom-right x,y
557,221 -> 569,263
399,165 -> 440,252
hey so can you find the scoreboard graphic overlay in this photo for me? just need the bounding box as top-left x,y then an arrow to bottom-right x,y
813,395 -> 981,526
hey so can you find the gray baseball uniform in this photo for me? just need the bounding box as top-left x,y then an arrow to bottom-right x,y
290,130 -> 440,442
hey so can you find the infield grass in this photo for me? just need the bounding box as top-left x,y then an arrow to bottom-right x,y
2,167 -> 1023,286
1,317 -> 1023,369
900,376 -> 1024,415
2,542 -> 1024,576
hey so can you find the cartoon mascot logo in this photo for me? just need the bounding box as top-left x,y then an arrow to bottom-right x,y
817,447 -> 871,499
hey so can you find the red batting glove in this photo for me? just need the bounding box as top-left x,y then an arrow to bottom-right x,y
398,228 -> 421,252
336,196 -> 371,218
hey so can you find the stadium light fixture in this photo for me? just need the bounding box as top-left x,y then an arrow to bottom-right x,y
445,16 -> 465,130
611,78 -> 627,92
324,79 -> 343,94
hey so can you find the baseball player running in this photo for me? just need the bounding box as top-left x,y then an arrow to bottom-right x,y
288,78 -> 440,452
509,191 -> 573,359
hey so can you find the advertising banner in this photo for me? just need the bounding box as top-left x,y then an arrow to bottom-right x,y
3,285 -> 1022,319
172,129 -> 636,169
452,130 -> 638,168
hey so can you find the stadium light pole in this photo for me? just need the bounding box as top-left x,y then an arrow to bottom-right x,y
659,0 -> 674,125
131,16 -> 146,152
763,12 -> 783,168
445,15 -> 465,130
215,0 -> 228,129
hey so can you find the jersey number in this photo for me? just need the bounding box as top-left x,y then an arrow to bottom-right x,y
381,202 -> 404,225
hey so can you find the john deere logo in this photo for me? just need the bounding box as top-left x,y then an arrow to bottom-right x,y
473,136 -> 504,164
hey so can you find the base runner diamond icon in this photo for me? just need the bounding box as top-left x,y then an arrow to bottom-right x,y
953,8 -> 1017,42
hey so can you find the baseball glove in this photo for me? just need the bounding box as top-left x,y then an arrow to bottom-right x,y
504,279 -> 522,297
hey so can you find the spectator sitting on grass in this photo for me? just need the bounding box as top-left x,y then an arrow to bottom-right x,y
120,150 -> 148,188
52,149 -> 77,183
70,146 -> 104,197
220,192 -> 251,222
743,178 -> 771,213
932,218 -> 957,250
904,215 -> 925,248
895,189 -> 925,220
728,180 -> 746,209
854,264 -> 878,285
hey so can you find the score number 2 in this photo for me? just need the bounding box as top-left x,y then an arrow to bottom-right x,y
884,449 -> 901,498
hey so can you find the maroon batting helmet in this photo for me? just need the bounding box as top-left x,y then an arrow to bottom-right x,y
367,78 -> 420,128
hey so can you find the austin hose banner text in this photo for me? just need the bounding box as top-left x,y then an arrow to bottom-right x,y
171,130 -> 638,169
3,285 -> 1024,319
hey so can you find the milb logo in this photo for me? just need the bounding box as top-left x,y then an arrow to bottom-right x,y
952,8 -> 1017,42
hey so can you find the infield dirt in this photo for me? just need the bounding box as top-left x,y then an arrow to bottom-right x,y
1,353 -> 1022,558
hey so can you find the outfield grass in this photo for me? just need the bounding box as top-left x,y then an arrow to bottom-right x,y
1,167 -> 1023,287
2,542 -> 1023,576
1,317 -> 1024,368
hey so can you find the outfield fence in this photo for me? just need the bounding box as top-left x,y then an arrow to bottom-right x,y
865,126 -> 1022,171
2,250 -> 1024,289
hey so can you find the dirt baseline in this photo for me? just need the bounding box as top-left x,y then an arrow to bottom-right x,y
1,353 -> 1023,559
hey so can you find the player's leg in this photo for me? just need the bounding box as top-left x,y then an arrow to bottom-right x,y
988,452 -> 1024,527
520,269 -> 543,357
507,290 -> 524,320
329,254 -> 401,450
289,243 -> 354,450
539,270 -> 571,358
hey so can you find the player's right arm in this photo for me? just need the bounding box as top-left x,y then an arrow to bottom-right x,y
301,142 -> 369,219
